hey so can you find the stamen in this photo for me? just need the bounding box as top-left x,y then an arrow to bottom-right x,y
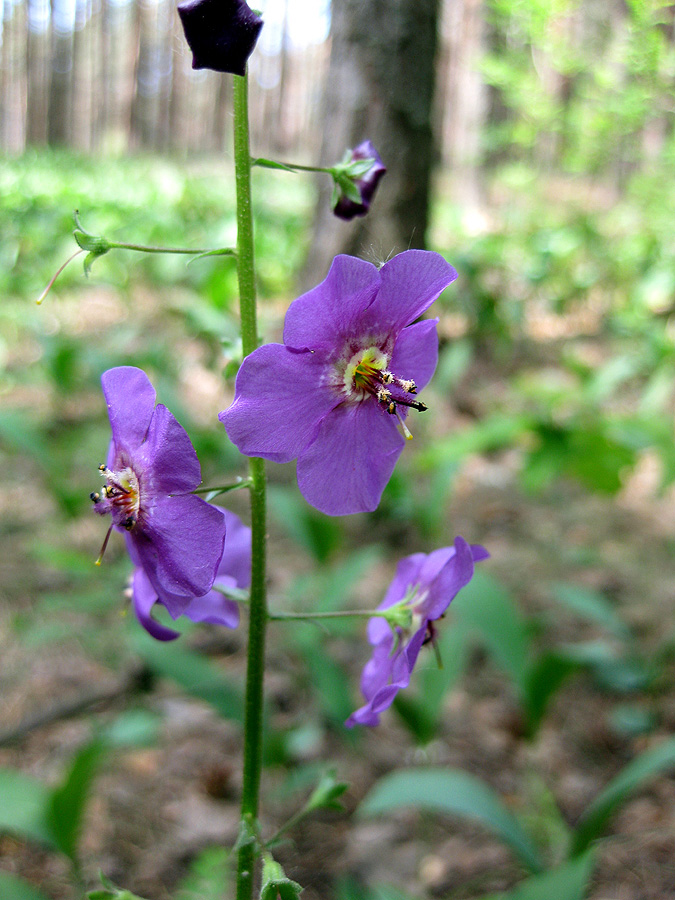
95,521 -> 114,566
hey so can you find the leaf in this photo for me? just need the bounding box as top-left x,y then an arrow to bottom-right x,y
268,486 -> 342,563
394,618 -> 470,744
452,570 -> 531,692
358,767 -> 543,874
46,739 -> 105,862
175,847 -> 231,900
302,643 -> 355,729
522,652 -> 580,738
0,872 -> 52,900
552,583 -> 630,639
131,631 -> 245,723
306,769 -> 348,813
479,851 -> 595,900
0,768 -> 55,847
570,738 -> 675,856
102,709 -> 162,749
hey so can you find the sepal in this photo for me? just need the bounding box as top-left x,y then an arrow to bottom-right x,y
260,854 -> 303,900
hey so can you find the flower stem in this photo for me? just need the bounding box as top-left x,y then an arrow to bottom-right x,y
269,609 -> 386,621
107,241 -> 236,257
233,70 -> 267,900
191,477 -> 252,496
251,156 -> 332,174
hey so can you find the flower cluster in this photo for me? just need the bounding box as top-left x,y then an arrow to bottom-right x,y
92,253 -> 484,728
220,250 -> 456,515
347,538 -> 489,727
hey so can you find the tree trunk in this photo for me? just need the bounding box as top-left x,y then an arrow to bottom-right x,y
302,0 -> 442,289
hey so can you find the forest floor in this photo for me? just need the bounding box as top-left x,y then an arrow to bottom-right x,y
2,285 -> 675,900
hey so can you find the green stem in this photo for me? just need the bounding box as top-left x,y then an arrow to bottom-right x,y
251,157 -> 332,174
233,70 -> 267,900
191,477 -> 252,496
269,609 -> 386,622
107,241 -> 235,257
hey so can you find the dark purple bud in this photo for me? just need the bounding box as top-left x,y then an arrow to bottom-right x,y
333,140 -> 387,221
178,0 -> 263,77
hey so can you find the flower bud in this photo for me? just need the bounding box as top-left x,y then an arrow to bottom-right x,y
178,0 -> 263,77
331,140 -> 386,220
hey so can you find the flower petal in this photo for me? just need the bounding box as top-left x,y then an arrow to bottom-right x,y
296,401 -> 404,515
134,403 -> 202,494
131,493 -> 226,612
282,255 -> 380,351
217,508 -> 251,588
378,553 -> 426,611
388,318 -> 439,393
220,344 -> 339,463
424,536 -> 476,621
102,367 -> 156,455
364,250 -> 457,333
182,589 -> 240,629
132,567 -> 181,641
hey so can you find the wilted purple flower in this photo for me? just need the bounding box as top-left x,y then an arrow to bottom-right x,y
346,538 -> 489,727
220,250 -> 456,516
333,140 -> 387,221
178,0 -> 263,77
91,366 -> 226,618
131,507 -> 250,641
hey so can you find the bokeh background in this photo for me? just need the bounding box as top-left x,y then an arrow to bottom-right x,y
2,1 -> 675,899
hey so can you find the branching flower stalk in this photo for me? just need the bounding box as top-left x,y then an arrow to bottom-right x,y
232,69 -> 268,900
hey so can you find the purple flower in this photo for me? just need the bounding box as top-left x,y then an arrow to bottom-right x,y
178,0 -> 263,77
91,366 -> 226,618
346,538 -> 489,728
333,140 -> 387,221
219,250 -> 456,516
131,507 -> 250,641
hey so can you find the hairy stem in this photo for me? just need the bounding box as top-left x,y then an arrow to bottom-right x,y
233,70 -> 268,900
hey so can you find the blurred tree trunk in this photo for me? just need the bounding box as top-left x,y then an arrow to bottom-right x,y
48,0 -> 74,145
301,0 -> 442,288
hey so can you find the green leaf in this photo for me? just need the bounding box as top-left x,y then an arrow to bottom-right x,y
452,570 -> 531,692
0,768 -> 55,847
268,487 -> 342,563
175,846 -> 231,900
522,652 -> 580,738
102,709 -> 162,749
394,617 -> 470,744
0,872 -> 52,900
479,852 -> 595,900
552,583 -> 631,639
46,739 -> 105,862
131,631 -> 245,723
302,643 -> 355,729
358,767 -> 543,873
570,738 -> 675,856
306,769 -> 349,813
